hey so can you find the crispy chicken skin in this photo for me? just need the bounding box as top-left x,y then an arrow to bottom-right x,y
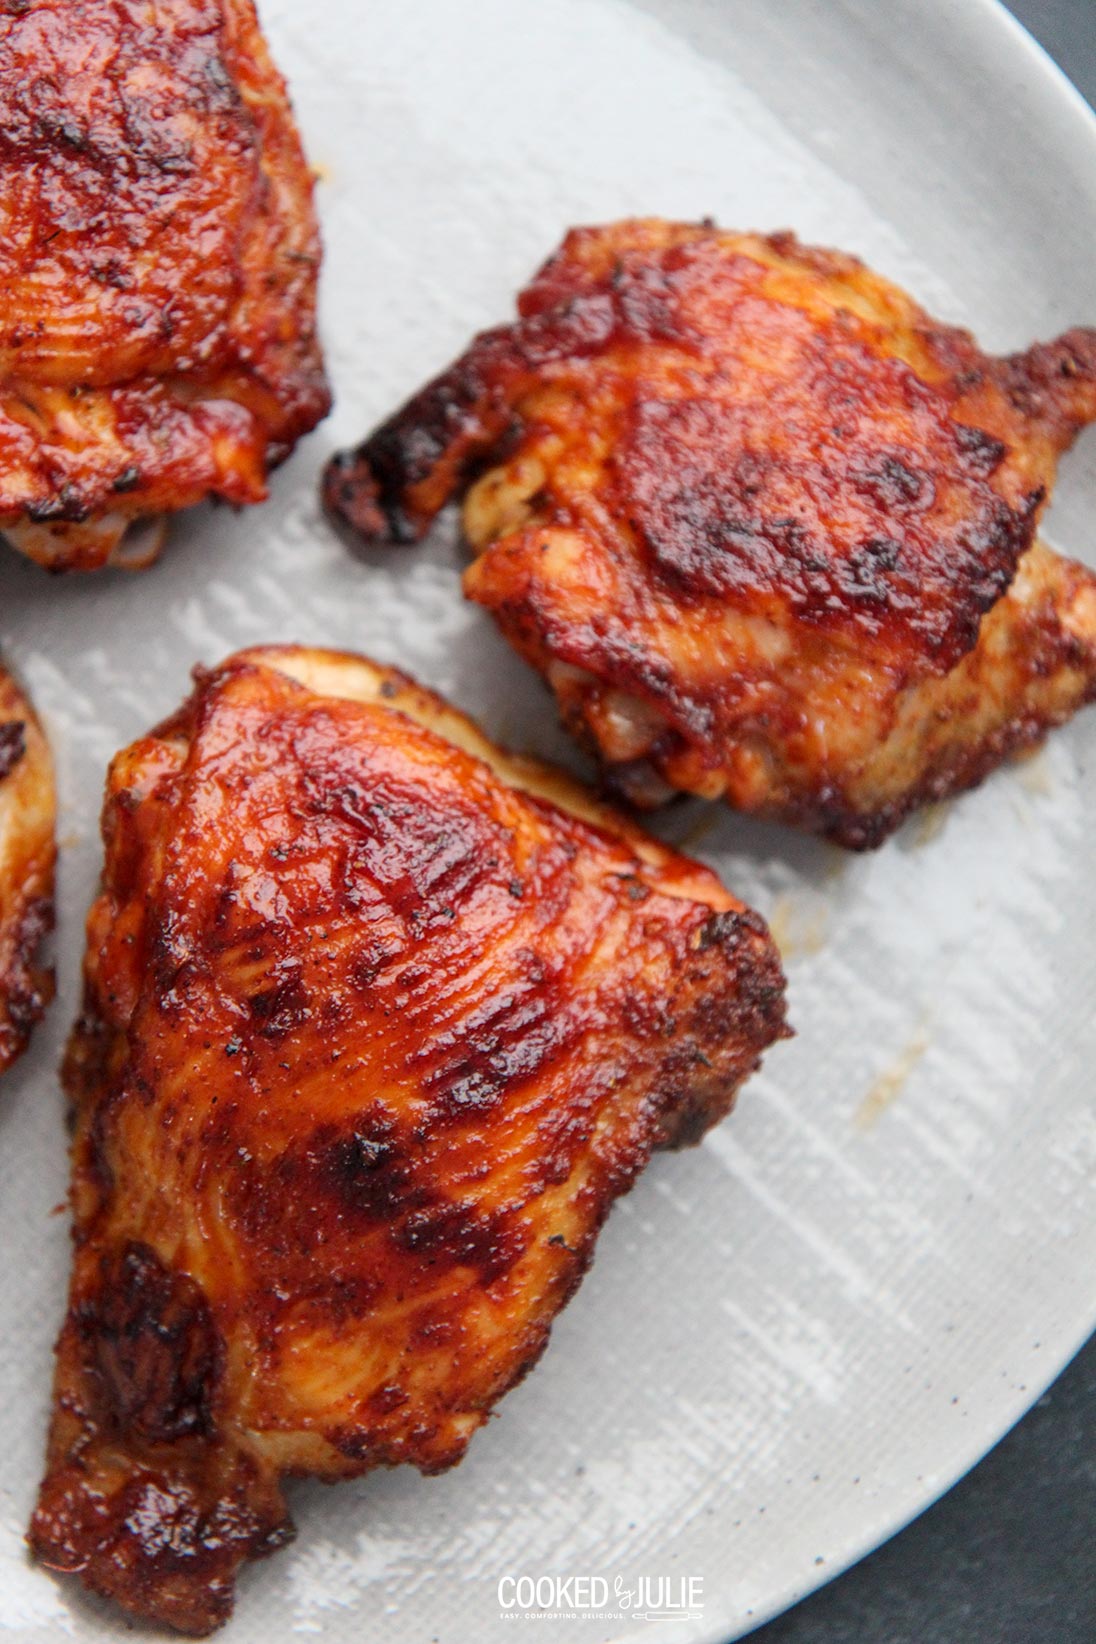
323,220 -> 1096,847
0,662 -> 55,1076
0,0 -> 330,571
29,645 -> 787,1634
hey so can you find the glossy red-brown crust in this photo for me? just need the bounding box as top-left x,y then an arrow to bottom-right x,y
0,662 -> 55,1074
323,221 -> 1096,846
29,646 -> 786,1633
0,0 -> 330,569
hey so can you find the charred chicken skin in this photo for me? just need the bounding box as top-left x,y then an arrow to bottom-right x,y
0,661 -> 55,1076
324,220 -> 1096,848
0,0 -> 330,571
29,645 -> 787,1633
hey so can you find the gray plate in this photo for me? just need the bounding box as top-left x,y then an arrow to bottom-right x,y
1,2 -> 1094,1640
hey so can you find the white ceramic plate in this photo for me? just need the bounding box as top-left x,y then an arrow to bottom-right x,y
1,2 -> 1094,1640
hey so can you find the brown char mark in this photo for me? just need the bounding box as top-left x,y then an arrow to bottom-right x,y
0,719 -> 26,781
80,1242 -> 223,1445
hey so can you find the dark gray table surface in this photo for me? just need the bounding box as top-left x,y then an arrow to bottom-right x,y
752,2 -> 1096,1638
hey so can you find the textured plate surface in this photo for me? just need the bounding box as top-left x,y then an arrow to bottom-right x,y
1,2 -> 1094,1640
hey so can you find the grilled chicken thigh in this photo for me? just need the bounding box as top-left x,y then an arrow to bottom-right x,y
29,645 -> 787,1633
324,221 -> 1096,847
0,0 -> 329,571
0,662 -> 55,1076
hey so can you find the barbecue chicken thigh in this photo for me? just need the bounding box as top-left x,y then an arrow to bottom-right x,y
324,220 -> 1096,847
0,0 -> 330,571
29,645 -> 787,1634
0,662 -> 55,1076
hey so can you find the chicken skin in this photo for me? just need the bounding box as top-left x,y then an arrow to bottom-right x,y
0,662 -> 55,1076
0,0 -> 330,571
324,221 -> 1096,847
29,644 -> 787,1634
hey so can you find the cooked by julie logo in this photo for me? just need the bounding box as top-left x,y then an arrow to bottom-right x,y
497,1573 -> 704,1621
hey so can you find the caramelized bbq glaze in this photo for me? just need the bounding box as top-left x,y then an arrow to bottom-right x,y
0,0 -> 330,569
324,221 -> 1096,847
0,661 -> 55,1075
29,646 -> 787,1633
